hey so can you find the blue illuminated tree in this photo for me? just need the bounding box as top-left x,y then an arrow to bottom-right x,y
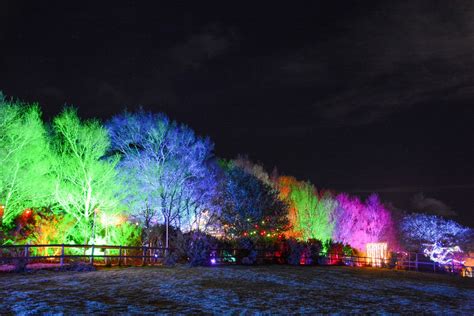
178,160 -> 221,233
220,161 -> 288,237
107,111 -> 217,248
400,213 -> 472,251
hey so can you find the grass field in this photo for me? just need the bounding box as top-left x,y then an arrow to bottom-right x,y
0,265 -> 473,314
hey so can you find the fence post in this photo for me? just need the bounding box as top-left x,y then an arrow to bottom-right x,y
415,253 -> 418,271
104,247 -> 108,266
118,246 -> 123,267
124,248 -> 127,266
60,244 -> 65,267
90,245 -> 95,265
408,253 -> 411,270
142,246 -> 147,266
24,243 -> 30,265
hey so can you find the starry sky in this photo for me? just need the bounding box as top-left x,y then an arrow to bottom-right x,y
1,1 -> 473,225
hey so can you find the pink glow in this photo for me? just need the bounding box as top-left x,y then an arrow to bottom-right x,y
332,193 -> 397,252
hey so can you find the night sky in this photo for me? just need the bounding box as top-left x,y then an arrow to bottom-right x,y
1,1 -> 473,225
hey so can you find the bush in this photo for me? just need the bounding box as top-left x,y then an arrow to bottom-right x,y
388,252 -> 399,269
186,232 -> 217,266
319,241 -> 348,265
163,252 -> 178,266
238,237 -> 257,265
13,258 -> 28,273
307,239 -> 323,264
286,238 -> 304,265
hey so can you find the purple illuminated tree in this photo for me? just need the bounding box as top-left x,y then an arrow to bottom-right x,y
331,193 -> 364,248
332,193 -> 396,252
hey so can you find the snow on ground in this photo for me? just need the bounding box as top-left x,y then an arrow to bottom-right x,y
0,265 -> 472,314
0,263 -> 62,272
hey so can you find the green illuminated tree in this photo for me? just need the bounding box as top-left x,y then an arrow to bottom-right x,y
0,97 -> 52,225
51,108 -> 121,244
289,181 -> 335,242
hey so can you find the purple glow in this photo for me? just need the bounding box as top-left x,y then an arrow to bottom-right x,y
210,258 -> 217,265
332,193 -> 397,252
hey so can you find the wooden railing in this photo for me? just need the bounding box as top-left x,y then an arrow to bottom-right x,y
0,244 -> 171,268
208,248 -> 473,276
0,244 -> 472,277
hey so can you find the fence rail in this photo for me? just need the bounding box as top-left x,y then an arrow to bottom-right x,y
0,244 -> 472,277
0,244 -> 171,269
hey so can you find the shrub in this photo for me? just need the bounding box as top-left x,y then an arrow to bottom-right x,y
307,239 -> 323,263
238,237 -> 257,265
13,258 -> 28,273
286,238 -> 304,265
186,232 -> 217,266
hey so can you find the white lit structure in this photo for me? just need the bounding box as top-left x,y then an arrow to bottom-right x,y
366,242 -> 387,267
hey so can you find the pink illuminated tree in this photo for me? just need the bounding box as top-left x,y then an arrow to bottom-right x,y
332,193 -> 396,252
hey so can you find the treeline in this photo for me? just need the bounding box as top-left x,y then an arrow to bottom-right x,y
0,95 -> 471,261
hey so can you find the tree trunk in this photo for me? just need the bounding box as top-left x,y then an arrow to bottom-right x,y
165,216 -> 169,256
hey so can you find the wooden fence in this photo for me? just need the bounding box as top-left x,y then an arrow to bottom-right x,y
0,244 -> 472,277
0,244 -> 170,268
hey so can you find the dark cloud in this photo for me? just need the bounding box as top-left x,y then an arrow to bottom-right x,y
37,86 -> 65,101
97,82 -> 125,105
1,1 -> 473,225
411,193 -> 457,217
171,27 -> 235,69
265,1 -> 474,126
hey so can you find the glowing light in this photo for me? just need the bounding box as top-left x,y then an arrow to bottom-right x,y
210,258 -> 216,265
100,212 -> 125,227
423,243 -> 465,265
366,242 -> 387,267
462,257 -> 473,277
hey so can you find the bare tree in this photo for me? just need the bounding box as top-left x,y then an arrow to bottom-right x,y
51,108 -> 121,244
107,111 -> 216,249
